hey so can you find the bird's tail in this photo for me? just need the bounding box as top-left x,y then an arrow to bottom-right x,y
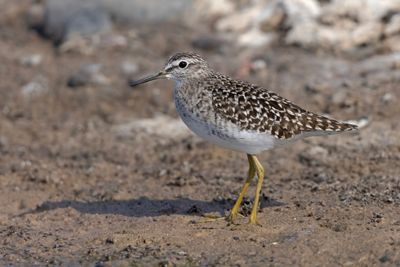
303,112 -> 358,134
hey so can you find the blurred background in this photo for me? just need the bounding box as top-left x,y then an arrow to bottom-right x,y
0,0 -> 399,266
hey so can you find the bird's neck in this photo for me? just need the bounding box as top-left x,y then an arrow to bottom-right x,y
174,78 -> 198,97
173,76 -> 207,106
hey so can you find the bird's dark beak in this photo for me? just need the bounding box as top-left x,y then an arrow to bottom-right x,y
129,71 -> 166,87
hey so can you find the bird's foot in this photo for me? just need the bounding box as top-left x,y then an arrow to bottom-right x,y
226,211 -> 243,225
249,214 -> 262,226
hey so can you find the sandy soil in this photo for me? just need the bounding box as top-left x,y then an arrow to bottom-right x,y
0,4 -> 400,267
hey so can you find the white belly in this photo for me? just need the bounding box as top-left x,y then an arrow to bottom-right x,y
174,95 -> 280,155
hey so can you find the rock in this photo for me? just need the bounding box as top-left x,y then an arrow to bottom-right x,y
251,59 -> 268,72
257,2 -> 285,32
216,6 -> 259,32
272,0 -> 400,53
384,14 -> 400,37
324,0 -> 400,23
21,76 -> 48,97
310,171 -> 330,184
214,0 -> 317,35
112,116 -> 190,140
99,33 -> 128,48
177,251 -> 187,256
20,54 -> 43,67
350,22 -> 382,47
384,36 -> 400,53
103,0 -> 193,24
318,26 -> 351,51
381,93 -> 394,103
379,254 -> 390,263
193,0 -> 235,19
285,21 -> 319,47
252,0 -> 321,44
59,36 -> 95,55
120,61 -> 139,77
286,12 -> 383,51
39,0 -> 195,44
42,0 -> 112,44
64,7 -> 112,41
238,28 -> 277,48
307,146 -> 329,160
332,89 -> 349,105
191,36 -> 225,51
67,64 -> 110,88
280,0 -> 321,25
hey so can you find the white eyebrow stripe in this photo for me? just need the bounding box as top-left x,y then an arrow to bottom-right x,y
165,61 -> 178,71
165,58 -> 194,71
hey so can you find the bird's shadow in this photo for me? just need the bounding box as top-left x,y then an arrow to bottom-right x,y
21,196 -> 285,218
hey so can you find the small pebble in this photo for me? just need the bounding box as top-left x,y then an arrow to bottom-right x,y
21,76 -> 48,97
251,59 -> 267,71
381,92 -> 394,103
192,36 -> 224,51
20,54 -> 42,67
67,63 -> 110,87
177,251 -> 187,256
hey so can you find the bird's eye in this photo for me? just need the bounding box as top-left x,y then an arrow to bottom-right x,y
178,61 -> 188,68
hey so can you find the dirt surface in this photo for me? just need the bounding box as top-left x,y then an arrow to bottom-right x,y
1,3 -> 400,267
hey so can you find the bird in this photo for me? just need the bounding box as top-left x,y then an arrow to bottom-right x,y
129,52 -> 357,225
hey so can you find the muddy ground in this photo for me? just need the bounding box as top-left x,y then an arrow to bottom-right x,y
0,4 -> 400,267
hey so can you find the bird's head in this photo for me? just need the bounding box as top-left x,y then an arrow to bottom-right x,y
129,52 -> 211,87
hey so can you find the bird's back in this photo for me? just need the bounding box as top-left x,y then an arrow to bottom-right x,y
208,73 -> 357,140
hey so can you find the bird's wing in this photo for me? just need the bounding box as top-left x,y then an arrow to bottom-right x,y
211,76 -> 357,139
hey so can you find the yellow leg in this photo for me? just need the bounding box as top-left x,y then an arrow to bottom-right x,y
226,154 -> 256,223
249,155 -> 265,225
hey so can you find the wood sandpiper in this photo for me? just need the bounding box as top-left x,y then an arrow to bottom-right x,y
129,52 -> 357,225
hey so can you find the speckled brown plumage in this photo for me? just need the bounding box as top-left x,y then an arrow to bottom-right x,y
207,73 -> 357,139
